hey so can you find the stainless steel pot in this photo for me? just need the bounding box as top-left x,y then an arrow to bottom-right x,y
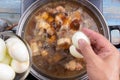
16,0 -> 110,79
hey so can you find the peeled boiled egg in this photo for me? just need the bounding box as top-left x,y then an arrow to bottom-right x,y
0,38 -> 6,61
0,63 -> 15,80
69,45 -> 83,58
11,59 -> 29,73
72,31 -> 90,49
1,52 -> 12,65
6,37 -> 29,62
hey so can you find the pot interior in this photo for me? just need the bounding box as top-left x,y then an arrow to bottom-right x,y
18,0 -> 107,79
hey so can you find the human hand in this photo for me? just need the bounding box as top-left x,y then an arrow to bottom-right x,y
78,28 -> 120,80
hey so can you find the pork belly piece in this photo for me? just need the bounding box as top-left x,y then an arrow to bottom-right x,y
65,60 -> 83,71
57,37 -> 71,49
70,9 -> 81,21
30,40 -> 39,56
40,50 -> 48,57
46,27 -> 55,36
36,19 -> 50,30
41,12 -> 49,20
56,6 -> 65,13
47,35 -> 56,44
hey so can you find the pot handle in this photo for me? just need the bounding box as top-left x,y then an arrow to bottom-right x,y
79,73 -> 88,80
109,26 -> 120,48
0,18 -> 17,33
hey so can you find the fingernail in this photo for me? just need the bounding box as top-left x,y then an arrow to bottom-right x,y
78,39 -> 86,48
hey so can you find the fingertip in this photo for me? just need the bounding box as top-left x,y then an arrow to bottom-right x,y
78,39 -> 98,61
78,39 -> 90,54
78,39 -> 87,49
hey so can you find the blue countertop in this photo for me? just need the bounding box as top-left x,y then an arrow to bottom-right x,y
103,0 -> 120,25
0,0 -> 120,26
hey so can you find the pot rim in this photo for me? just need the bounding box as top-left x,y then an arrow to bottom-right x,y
17,0 -> 110,40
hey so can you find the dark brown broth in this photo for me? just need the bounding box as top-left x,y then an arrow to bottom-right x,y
24,1 -> 98,78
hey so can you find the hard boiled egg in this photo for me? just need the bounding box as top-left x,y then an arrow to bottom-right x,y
69,45 -> 83,58
0,38 -> 6,61
72,31 -> 90,49
11,59 -> 29,73
70,31 -> 90,58
1,52 -> 12,65
0,63 -> 15,80
6,37 -> 29,62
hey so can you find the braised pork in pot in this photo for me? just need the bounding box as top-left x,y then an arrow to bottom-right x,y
24,1 -> 99,78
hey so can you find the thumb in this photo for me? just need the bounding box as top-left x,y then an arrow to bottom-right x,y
78,39 -> 99,63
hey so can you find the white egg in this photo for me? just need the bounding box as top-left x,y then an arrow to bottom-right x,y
0,38 -> 6,61
69,45 -> 83,58
1,53 -> 12,65
0,63 -> 15,80
11,59 -> 29,73
72,31 -> 90,49
6,37 -> 29,62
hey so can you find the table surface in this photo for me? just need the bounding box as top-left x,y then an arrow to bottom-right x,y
0,0 -> 119,80
0,0 -> 20,24
103,0 -> 120,25
0,0 -> 120,26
